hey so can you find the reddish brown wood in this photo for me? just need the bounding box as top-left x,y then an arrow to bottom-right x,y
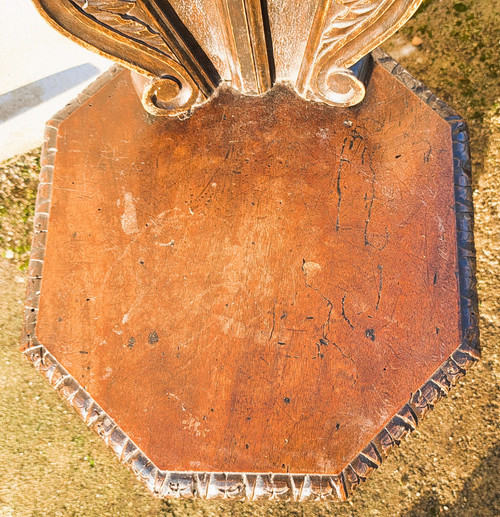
32,62 -> 462,477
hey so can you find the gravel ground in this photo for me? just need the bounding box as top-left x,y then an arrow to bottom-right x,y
0,0 -> 498,515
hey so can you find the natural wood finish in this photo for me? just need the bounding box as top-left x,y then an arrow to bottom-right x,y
22,52 -> 479,500
30,0 -> 423,113
30,61 -> 464,477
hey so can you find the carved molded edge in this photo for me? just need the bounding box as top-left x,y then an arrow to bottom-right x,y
339,48 -> 480,498
21,55 -> 479,501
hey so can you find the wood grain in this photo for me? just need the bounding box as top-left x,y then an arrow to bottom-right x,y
30,60 -> 465,479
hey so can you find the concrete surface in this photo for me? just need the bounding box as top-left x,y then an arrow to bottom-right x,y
0,0 -> 112,162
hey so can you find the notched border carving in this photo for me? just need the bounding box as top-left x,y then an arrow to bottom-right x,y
21,51 -> 479,501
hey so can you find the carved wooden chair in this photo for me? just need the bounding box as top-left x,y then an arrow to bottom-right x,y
23,0 -> 479,502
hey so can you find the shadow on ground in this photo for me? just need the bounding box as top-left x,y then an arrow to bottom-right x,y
405,443 -> 500,517
0,64 -> 99,122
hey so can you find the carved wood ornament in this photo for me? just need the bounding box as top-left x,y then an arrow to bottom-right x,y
22,54 -> 479,500
32,0 -> 422,115
24,0 -> 480,503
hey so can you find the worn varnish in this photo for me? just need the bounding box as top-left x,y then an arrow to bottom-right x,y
33,62 -> 462,476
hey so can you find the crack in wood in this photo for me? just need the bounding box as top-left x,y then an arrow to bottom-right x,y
364,163 -> 389,250
302,260 -> 333,338
335,137 -> 349,232
376,264 -> 383,311
269,300 -> 276,341
341,293 -> 354,330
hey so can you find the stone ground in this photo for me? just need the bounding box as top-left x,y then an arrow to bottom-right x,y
0,0 -> 498,515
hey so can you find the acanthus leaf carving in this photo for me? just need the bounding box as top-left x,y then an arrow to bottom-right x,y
32,0 -> 221,116
296,0 -> 423,107
31,1 -> 424,111
72,0 -> 173,58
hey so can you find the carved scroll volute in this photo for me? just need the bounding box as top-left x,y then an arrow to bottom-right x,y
31,0 -> 221,116
296,0 -> 423,107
